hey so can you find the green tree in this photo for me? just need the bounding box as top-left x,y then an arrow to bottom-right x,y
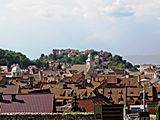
108,54 -> 133,70
72,56 -> 82,64
103,52 -> 112,60
125,62 -> 133,68
113,55 -> 123,62
71,93 -> 79,112
56,63 -> 62,70
63,57 -> 72,63
90,50 -> 97,57
0,49 -> 32,68
79,107 -> 86,112
48,54 -> 54,61
79,53 -> 88,63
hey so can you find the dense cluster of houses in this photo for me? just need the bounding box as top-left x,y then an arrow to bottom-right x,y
0,53 -> 160,117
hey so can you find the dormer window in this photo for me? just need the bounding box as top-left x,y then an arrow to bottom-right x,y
108,90 -> 112,94
0,94 -> 3,102
68,90 -> 74,97
119,90 -> 123,94
83,91 -> 87,97
108,95 -> 112,100
119,95 -> 123,101
60,91 -> 66,96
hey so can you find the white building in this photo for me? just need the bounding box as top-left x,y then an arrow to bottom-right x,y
139,64 -> 154,72
11,65 -> 22,78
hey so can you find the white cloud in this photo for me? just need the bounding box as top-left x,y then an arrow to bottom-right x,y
0,0 -> 159,22
133,0 -> 160,17
102,0 -> 134,17
0,0 -> 160,58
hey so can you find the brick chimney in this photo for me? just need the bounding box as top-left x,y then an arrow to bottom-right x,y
11,94 -> 17,101
138,75 -> 141,87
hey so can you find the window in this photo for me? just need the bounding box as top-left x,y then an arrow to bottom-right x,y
118,95 -> 123,102
119,90 -> 123,94
108,95 -> 112,100
130,92 -> 134,94
60,91 -> 66,96
96,114 -> 101,119
56,102 -> 63,106
108,90 -> 112,94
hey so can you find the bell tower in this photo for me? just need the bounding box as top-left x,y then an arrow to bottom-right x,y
86,53 -> 92,72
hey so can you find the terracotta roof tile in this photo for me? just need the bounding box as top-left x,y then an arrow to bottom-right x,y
67,64 -> 86,73
78,99 -> 94,112
127,87 -> 153,97
120,77 -> 139,86
93,75 -> 118,84
0,85 -> 19,95
103,87 -> 126,104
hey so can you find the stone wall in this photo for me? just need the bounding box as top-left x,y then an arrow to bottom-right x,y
0,113 -> 95,120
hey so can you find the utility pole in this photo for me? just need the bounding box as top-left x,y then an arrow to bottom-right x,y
140,79 -> 148,112
143,84 -> 146,112
124,87 -> 127,120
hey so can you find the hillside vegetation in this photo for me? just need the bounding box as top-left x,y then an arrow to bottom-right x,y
0,49 -> 31,68
39,49 -> 133,70
0,48 -> 133,70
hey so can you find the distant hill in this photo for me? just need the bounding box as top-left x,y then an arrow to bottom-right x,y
0,48 -> 31,68
124,54 -> 160,65
0,48 -> 50,68
44,49 -> 134,70
0,48 -> 134,69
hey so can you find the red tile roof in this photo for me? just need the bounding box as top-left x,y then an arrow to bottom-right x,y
0,85 -> 19,95
64,73 -> 85,84
94,75 -> 118,84
1,94 -> 55,113
78,99 -> 94,112
141,64 -> 153,66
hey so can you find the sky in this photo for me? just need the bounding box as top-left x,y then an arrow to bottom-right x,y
0,0 -> 160,59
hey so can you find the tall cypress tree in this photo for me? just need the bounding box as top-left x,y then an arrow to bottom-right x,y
71,92 -> 79,112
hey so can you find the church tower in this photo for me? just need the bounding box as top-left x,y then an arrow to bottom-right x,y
86,53 -> 92,72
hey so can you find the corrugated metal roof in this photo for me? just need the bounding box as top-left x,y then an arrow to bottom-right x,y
1,94 -> 54,113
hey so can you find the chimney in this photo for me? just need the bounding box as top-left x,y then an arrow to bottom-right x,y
153,73 -> 157,79
0,92 -> 3,101
39,70 -> 43,81
11,94 -> 17,101
138,75 -> 141,82
138,75 -> 141,86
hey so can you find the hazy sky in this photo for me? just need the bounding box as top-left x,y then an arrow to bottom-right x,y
0,0 -> 160,59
